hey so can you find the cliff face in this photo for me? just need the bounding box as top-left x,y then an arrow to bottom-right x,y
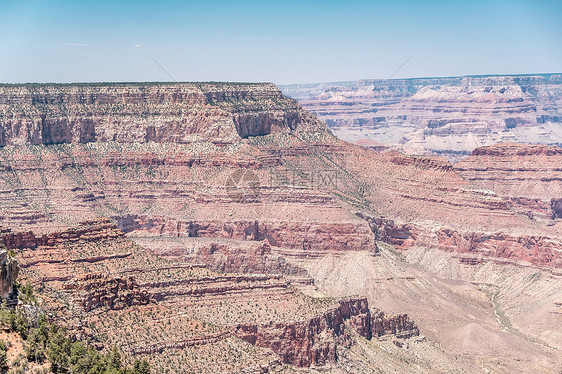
234,298 -> 362,367
234,298 -> 418,367
455,143 -> 562,222
8,221 -> 418,371
0,83 -> 326,146
0,250 -> 18,300
281,74 -> 562,161
0,82 -> 561,372
357,213 -> 562,268
1,218 -> 123,250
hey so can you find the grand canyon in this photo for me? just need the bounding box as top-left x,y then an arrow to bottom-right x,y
281,74 -> 562,161
0,81 -> 559,373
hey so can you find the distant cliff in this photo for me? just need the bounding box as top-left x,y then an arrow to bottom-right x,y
0,82 -> 327,146
281,74 -> 562,161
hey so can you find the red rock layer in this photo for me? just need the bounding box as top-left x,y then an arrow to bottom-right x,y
69,275 -> 152,312
153,238 -> 312,281
369,217 -> 562,268
455,143 -> 562,221
9,221 -> 418,369
234,298 -> 419,367
370,310 -> 419,339
470,143 -> 562,157
234,298 -> 366,366
117,214 -> 376,254
1,218 -> 122,249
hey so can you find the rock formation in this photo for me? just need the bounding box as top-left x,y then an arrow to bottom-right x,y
455,143 -> 562,222
281,74 -> 562,161
0,82 -> 559,372
0,83 -> 326,146
6,221 -> 417,371
0,249 -> 18,300
1,218 -> 122,250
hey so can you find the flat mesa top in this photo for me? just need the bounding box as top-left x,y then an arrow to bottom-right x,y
0,81 -> 273,87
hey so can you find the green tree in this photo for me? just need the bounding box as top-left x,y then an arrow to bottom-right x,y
132,359 -> 151,374
18,282 -> 35,304
6,248 -> 16,260
48,325 -> 71,372
69,341 -> 88,372
0,340 -> 7,374
0,302 -> 15,329
26,329 -> 46,363
12,311 -> 30,338
108,345 -> 122,370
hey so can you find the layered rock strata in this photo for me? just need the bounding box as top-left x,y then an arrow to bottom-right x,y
0,83 -> 326,146
0,82 -> 560,372
455,143 -> 562,222
281,74 -> 562,160
9,220 -> 417,370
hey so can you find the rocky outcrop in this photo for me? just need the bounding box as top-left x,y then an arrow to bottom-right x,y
233,298 -> 418,367
354,211 -> 562,268
143,273 -> 290,301
129,332 -> 232,355
0,218 -> 123,250
281,74 -> 562,160
0,83 -> 326,146
183,240 -> 310,279
370,310 -> 419,339
0,250 -> 18,299
115,215 -> 377,254
431,229 -> 561,268
552,198 -> 562,219
470,143 -> 562,157
354,214 -> 417,247
372,218 -> 562,268
389,152 -> 453,171
70,274 -> 151,312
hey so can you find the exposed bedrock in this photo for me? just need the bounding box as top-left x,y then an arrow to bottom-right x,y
470,143 -> 562,157
233,110 -> 301,138
6,219 -> 419,369
184,240 -> 311,281
280,74 -> 562,160
70,275 -> 152,312
115,214 -> 377,254
0,250 -> 18,300
552,198 -> 562,219
356,213 -> 562,268
0,83 -> 327,146
234,298 -> 418,367
455,143 -> 562,221
1,218 -> 123,250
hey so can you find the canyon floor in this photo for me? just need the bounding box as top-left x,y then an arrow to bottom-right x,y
0,82 -> 560,373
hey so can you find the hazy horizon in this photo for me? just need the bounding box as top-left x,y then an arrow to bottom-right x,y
1,0 -> 560,85
1,71 -> 561,87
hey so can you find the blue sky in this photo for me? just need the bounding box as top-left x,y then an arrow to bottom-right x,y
0,0 -> 560,84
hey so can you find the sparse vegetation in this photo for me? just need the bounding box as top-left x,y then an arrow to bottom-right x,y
0,284 -> 151,374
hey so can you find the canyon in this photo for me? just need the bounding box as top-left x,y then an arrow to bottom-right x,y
281,74 -> 562,161
0,82 -> 559,373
